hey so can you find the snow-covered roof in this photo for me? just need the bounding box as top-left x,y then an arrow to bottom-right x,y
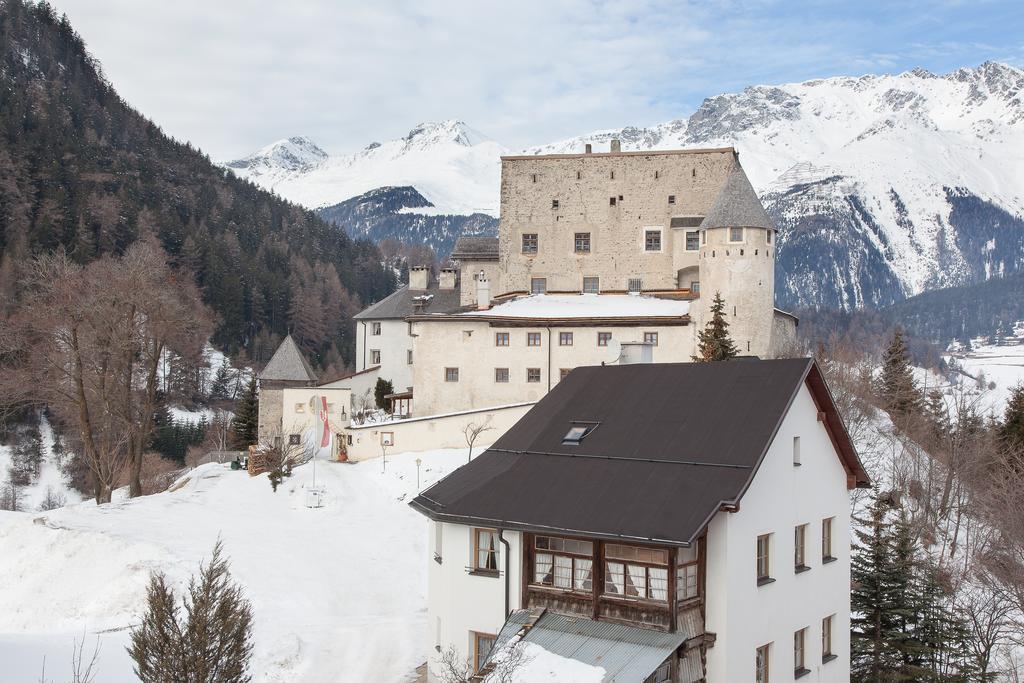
459,294 -> 690,319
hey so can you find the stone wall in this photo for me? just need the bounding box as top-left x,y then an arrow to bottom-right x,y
497,149 -> 736,295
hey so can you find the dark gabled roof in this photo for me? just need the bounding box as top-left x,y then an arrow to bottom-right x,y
700,164 -> 775,231
451,235 -> 499,261
353,283 -> 461,320
258,335 -> 317,382
411,358 -> 868,546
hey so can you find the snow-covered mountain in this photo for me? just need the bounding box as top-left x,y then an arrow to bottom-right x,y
224,121 -> 506,215
224,62 -> 1024,311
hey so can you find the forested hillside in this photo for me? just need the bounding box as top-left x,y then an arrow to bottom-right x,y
0,0 -> 395,371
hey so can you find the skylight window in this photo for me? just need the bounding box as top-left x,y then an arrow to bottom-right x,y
562,422 -> 598,445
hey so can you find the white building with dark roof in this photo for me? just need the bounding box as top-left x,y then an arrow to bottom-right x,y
411,358 -> 870,682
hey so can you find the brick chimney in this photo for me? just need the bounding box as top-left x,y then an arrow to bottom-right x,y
409,265 -> 429,290
610,138 -> 621,153
439,267 -> 457,290
476,270 -> 491,310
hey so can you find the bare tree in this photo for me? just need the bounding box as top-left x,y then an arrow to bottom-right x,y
464,419 -> 494,463
435,639 -> 531,683
252,426 -> 313,492
37,633 -> 101,683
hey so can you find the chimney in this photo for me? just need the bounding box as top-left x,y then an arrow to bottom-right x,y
584,143 -> 592,154
619,341 -> 653,365
439,267 -> 457,290
476,270 -> 491,310
610,138 -> 621,153
409,265 -> 429,290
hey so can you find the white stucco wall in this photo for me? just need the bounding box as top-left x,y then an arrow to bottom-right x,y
355,318 -> 413,391
342,402 -> 534,461
426,522 -> 523,682
277,387 -> 351,458
703,383 -> 852,683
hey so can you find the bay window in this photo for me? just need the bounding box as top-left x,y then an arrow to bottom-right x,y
533,536 -> 593,591
604,544 -> 668,601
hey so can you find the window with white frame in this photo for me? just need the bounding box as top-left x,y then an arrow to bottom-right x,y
676,561 -> 698,601
370,349 -> 381,365
583,276 -> 600,294
473,528 -> 499,573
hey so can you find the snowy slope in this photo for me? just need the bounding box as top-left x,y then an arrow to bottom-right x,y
225,121 -> 506,215
0,449 -> 474,682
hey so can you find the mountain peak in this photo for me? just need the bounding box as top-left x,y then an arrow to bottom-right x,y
225,136 -> 327,174
402,120 -> 489,148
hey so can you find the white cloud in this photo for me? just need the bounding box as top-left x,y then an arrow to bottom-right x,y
48,0 -> 1023,159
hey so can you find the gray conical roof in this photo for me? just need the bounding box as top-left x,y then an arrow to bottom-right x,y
258,334 -> 317,382
700,164 -> 775,231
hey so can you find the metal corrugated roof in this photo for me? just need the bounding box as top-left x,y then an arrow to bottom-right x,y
489,610 -> 688,682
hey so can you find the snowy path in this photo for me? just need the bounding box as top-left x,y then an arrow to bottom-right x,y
0,449 -> 470,682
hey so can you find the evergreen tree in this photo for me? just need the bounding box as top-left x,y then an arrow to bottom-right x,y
692,292 -> 737,362
924,389 -> 950,440
852,491 -> 901,678
231,378 -> 259,450
878,327 -> 921,417
374,378 -> 394,411
999,384 -> 1024,454
210,361 -> 232,402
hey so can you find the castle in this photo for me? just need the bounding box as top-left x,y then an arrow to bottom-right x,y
355,142 -> 796,418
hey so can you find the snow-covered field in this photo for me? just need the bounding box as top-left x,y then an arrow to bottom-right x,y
946,343 -> 1024,415
0,448 -> 471,682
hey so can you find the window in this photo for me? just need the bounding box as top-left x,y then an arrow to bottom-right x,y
522,233 -> 538,254
527,332 -> 541,346
474,528 -> 499,573
610,170 -> 615,179
767,230 -> 773,244
407,349 -> 413,365
793,436 -> 801,465
294,402 -> 305,413
370,349 -> 381,365
668,195 -> 676,204
644,332 -> 659,346
701,230 -> 707,245
645,230 -> 662,252
756,644 -> 770,683
576,171 -> 581,180
729,227 -> 744,242
551,199 -> 560,209
445,367 -> 459,382
288,434 -> 301,445
560,368 -> 572,380
795,524 -> 808,571
609,196 -> 617,206
628,278 -> 643,293
604,543 -> 669,601
527,368 -> 541,383
822,517 -> 835,562
495,332 -> 509,346
794,628 -> 807,675
583,277 -> 600,294
531,173 -> 537,183
531,277 -> 547,294
676,561 -> 699,601
597,332 -> 612,346
495,368 -> 509,383
473,631 -> 496,673
756,534 -> 772,584
533,535 -> 594,591
691,281 -> 700,293
562,424 -> 596,445
822,615 -> 835,661
685,231 -> 700,250
645,660 -> 672,683
574,232 -> 591,253
559,332 -> 573,346
371,322 -> 381,335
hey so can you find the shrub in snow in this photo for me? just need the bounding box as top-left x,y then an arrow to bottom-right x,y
129,540 -> 253,683
374,378 -> 394,411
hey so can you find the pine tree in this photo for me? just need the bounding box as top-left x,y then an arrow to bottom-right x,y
878,327 -> 921,417
210,361 -> 232,402
231,378 -> 258,450
1000,384 -> 1024,454
693,292 -> 737,362
374,378 -> 394,411
852,491 -> 901,679
129,541 -> 253,683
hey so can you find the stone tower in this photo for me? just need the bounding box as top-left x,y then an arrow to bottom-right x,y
257,334 -> 317,444
697,164 -> 777,357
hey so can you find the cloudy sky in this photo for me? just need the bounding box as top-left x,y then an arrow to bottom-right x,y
50,0 -> 1024,160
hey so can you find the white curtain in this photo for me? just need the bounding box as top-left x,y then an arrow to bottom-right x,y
574,558 -> 593,591
554,555 -> 572,588
535,553 -> 553,584
648,567 -> 668,601
606,561 -> 625,595
626,564 -> 645,598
